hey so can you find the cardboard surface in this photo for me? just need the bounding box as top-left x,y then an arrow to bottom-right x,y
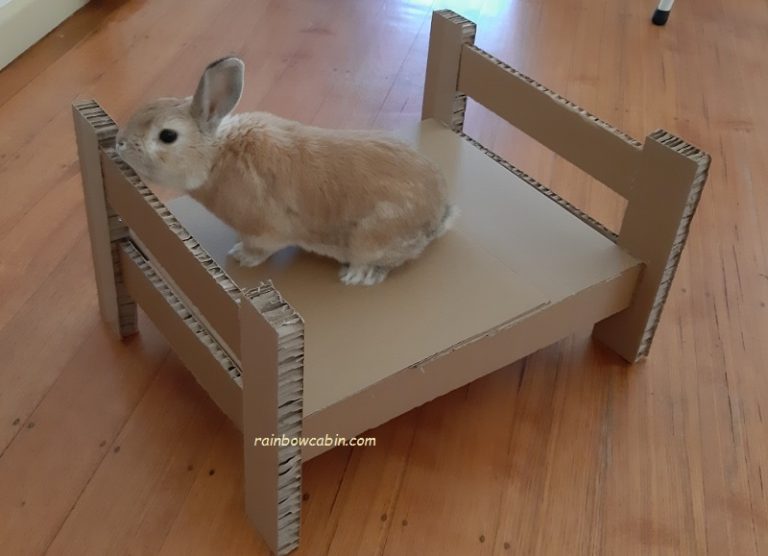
421,10 -> 475,129
72,101 -> 137,337
72,10 -> 707,553
101,152 -> 242,357
240,291 -> 281,553
119,241 -> 243,428
593,131 -> 710,360
302,261 -> 640,459
457,44 -> 642,197
170,197 -> 549,414
241,286 -> 304,554
405,120 -> 641,300
167,119 -> 642,415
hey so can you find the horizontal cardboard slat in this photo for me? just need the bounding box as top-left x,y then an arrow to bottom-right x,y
101,151 -> 242,359
119,240 -> 243,428
457,44 -> 642,199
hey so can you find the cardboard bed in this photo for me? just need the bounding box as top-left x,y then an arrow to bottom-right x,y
72,10 -> 710,555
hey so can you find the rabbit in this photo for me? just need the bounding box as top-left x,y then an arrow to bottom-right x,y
116,57 -> 457,286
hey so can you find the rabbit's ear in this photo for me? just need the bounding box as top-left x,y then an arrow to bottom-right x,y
191,57 -> 244,132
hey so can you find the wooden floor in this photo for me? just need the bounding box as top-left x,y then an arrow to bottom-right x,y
1,0 -> 767,554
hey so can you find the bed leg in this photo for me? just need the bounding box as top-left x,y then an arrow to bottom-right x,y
241,284 -> 304,555
593,130 -> 710,362
421,10 -> 477,132
72,101 -> 137,338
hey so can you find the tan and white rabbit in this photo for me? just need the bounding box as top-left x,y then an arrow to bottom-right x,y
116,57 -> 456,286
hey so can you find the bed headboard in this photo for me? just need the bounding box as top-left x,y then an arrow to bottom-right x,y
421,9 -> 710,360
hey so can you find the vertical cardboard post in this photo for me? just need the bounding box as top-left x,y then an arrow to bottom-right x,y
421,10 -> 476,131
593,130 -> 710,361
72,100 -> 137,337
241,283 -> 304,555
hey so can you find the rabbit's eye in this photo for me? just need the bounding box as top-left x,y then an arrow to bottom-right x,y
159,129 -> 178,144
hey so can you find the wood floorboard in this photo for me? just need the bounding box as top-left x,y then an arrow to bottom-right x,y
1,1 -> 766,554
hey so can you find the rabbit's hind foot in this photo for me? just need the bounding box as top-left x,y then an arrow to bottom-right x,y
338,264 -> 390,286
228,241 -> 272,268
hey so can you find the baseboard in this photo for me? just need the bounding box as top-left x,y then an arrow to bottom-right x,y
0,0 -> 89,70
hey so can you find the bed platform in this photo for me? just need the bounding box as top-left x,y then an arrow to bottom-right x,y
72,10 -> 710,555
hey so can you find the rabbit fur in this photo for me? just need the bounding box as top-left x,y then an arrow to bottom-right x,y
116,57 -> 456,286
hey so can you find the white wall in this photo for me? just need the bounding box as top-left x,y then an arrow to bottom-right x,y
0,0 -> 89,70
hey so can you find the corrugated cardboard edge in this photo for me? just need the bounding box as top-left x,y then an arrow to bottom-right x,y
403,245 -> 641,369
636,130 -> 710,357
437,9 -> 476,131
119,239 -> 243,428
120,240 -> 242,384
592,129 -> 711,361
409,295 -> 550,369
422,9 -> 476,131
242,284 -> 304,555
436,10 -> 476,48
74,100 -> 241,314
101,150 -> 242,357
457,44 -> 641,198
459,131 -> 620,242
104,151 -> 242,300
302,263 -> 641,460
444,30 -> 712,360
460,43 -> 643,149
72,100 -> 137,336
450,38 -> 646,241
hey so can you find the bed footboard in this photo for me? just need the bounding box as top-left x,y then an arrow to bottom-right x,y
73,100 -> 304,556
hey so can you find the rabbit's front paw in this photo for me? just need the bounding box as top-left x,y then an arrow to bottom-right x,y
228,242 -> 270,268
339,264 -> 389,286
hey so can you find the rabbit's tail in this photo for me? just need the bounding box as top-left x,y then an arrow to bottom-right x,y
433,203 -> 460,239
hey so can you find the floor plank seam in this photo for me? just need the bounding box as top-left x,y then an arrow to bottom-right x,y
41,347 -> 172,553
